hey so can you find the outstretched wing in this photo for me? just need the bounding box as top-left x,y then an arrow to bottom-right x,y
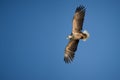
72,5 -> 85,33
64,40 -> 79,63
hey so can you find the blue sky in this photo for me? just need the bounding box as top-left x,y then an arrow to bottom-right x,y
0,0 -> 120,80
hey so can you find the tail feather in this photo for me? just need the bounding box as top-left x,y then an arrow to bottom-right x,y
82,30 -> 90,41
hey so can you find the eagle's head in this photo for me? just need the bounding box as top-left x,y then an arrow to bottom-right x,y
66,34 -> 74,40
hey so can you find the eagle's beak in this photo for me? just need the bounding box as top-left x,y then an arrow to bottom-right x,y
66,36 -> 69,39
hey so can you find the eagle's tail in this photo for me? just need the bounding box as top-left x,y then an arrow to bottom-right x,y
82,30 -> 90,41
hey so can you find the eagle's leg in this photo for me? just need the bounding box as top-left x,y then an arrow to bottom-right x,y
80,33 -> 87,39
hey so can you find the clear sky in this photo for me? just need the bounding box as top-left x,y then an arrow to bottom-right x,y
0,0 -> 120,80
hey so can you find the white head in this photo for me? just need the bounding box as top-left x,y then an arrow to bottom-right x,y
66,35 -> 73,40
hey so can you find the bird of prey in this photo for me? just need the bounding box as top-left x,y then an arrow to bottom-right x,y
64,5 -> 89,63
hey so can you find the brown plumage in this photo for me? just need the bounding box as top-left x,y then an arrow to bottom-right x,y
72,5 -> 85,33
64,5 -> 89,63
64,40 -> 79,63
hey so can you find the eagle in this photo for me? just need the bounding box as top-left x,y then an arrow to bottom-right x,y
64,5 -> 90,63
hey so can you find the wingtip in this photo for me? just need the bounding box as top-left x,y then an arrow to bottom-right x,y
64,56 -> 73,64
75,5 -> 86,13
64,51 -> 74,64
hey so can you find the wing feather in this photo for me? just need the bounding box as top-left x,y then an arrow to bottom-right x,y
72,5 -> 85,33
64,40 -> 79,63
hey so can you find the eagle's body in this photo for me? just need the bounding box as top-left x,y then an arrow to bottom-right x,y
64,5 -> 89,63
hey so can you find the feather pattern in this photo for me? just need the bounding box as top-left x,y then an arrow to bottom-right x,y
64,5 -> 86,63
64,40 -> 79,63
72,5 -> 85,33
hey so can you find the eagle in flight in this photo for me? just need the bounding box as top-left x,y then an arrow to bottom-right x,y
64,5 -> 90,63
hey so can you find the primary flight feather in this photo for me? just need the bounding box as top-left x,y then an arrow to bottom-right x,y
64,5 -> 89,63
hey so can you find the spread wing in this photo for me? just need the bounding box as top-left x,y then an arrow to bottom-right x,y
64,40 -> 79,63
72,5 -> 85,33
